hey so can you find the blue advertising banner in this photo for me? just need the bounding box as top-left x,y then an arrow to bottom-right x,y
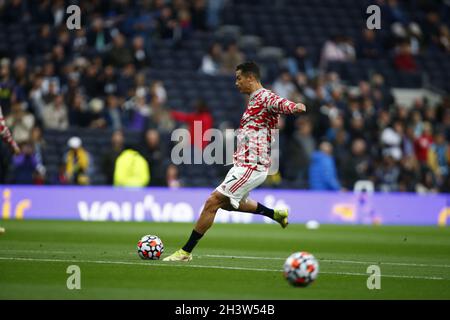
0,186 -> 449,226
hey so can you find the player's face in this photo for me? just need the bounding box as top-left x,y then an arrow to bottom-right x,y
235,70 -> 252,94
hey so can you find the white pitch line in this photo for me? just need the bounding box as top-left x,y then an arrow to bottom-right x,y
202,254 -> 450,269
0,256 -> 281,273
0,249 -> 70,255
2,249 -> 450,269
0,256 -> 445,281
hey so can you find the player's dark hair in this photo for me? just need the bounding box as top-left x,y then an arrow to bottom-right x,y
236,61 -> 260,81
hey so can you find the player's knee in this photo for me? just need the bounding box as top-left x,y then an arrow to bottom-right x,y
204,192 -> 227,212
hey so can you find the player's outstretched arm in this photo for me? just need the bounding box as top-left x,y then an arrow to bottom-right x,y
266,92 -> 307,114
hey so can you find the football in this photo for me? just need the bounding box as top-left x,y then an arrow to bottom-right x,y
137,235 -> 164,260
283,252 -> 319,287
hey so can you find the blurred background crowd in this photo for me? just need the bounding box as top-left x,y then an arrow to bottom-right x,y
0,0 -> 449,193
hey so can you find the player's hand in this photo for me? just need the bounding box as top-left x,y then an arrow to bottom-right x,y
295,103 -> 306,112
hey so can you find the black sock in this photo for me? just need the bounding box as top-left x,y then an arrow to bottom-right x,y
182,230 -> 204,253
255,203 -> 275,219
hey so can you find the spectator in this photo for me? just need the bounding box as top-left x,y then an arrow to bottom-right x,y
149,81 -> 167,105
421,10 -> 441,48
309,141 -> 341,191
101,130 -> 125,185
358,29 -> 383,59
340,139 -> 371,190
284,117 -> 315,186
107,33 -> 134,68
221,43 -> 245,74
333,128 -> 350,173
64,136 -> 92,185
72,28 -> 88,55
408,22 -> 423,54
29,126 -> 46,179
10,142 -> 40,184
5,102 -> 35,144
1,0 -> 26,24
103,95 -> 123,131
29,76 -> 45,123
30,24 -> 54,55
375,153 -> 401,192
42,94 -> 68,130
41,61 -> 59,93
428,131 -> 449,186
123,1 -> 155,38
416,166 -> 439,193
200,43 -> 223,75
190,0 -> 207,31
170,99 -> 213,150
410,110 -> 424,137
81,63 -> 102,97
287,46 -> 315,78
272,71 -> 297,100
147,95 -> 175,132
141,128 -> 167,186
87,98 -> 107,129
52,0 -> 65,27
383,0 -> 408,24
371,73 -> 395,108
99,65 -> 119,96
380,121 -> 404,161
126,94 -> 151,131
320,35 -> 355,70
87,17 -> 112,53
12,56 -> 28,90
325,115 -> 345,143
116,63 -> 136,97
340,36 -> 356,61
394,41 -> 417,72
414,122 -> 434,164
51,44 -> 66,76
32,0 -> 54,25
68,92 -> 92,128
438,25 -> 450,53
403,125 -> 416,157
166,164 -> 181,188
398,155 -> 421,192
113,147 -> 150,187
178,8 -> 193,39
156,6 -> 180,43
131,36 -> 152,68
206,0 -> 225,29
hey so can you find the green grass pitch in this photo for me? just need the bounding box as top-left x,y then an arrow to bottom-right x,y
0,220 -> 449,299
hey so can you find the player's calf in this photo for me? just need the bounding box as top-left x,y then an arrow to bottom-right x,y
165,191 -> 231,261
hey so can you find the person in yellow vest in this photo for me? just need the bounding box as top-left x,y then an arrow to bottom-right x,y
113,147 -> 150,187
64,136 -> 92,185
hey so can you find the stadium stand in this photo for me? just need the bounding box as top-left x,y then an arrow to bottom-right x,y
0,0 -> 449,193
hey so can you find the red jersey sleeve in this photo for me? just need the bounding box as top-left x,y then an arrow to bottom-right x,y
0,106 -> 19,151
264,91 -> 306,114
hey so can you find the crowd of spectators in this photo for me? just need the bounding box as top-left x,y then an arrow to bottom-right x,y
275,0 -> 450,192
0,0 -> 448,193
320,0 -> 450,73
272,70 -> 450,193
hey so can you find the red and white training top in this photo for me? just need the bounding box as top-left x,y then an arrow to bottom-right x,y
0,106 -> 19,151
234,88 -> 304,171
